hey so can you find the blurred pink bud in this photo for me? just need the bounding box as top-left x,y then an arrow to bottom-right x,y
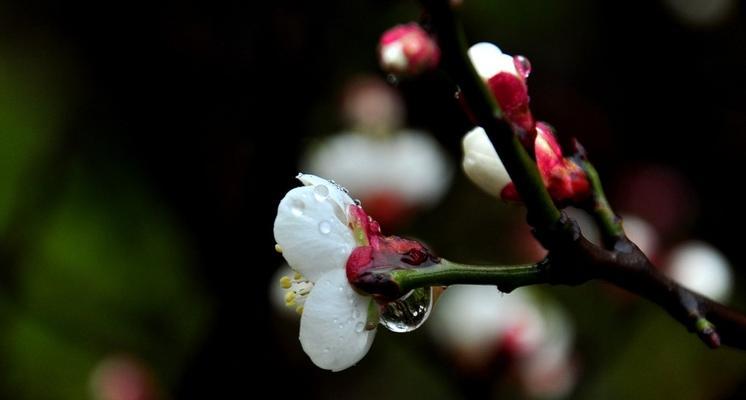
613,165 -> 697,240
341,76 -> 405,134
379,23 -> 440,76
89,355 -> 159,400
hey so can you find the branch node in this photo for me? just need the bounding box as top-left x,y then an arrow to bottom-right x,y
695,317 -> 721,349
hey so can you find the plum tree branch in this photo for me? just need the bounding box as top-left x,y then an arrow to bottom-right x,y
414,0 -> 746,350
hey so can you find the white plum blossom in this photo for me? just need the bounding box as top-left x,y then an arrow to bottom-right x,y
665,241 -> 733,302
461,126 -> 510,198
429,285 -> 576,398
273,174 -> 376,371
304,130 -> 451,218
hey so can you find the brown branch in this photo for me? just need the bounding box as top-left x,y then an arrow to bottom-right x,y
419,0 -> 746,350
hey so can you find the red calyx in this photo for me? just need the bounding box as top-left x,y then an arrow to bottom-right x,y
346,204 -> 438,296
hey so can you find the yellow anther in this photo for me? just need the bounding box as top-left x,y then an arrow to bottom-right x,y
294,271 -> 302,280
295,306 -> 304,315
279,276 -> 292,289
274,244 -> 283,253
284,291 -> 297,306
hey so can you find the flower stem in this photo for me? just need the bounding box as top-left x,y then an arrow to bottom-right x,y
580,159 -> 625,247
391,258 -> 549,294
422,0 -> 561,230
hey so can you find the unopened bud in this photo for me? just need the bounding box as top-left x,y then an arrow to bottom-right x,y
379,23 -> 440,76
461,126 -> 511,199
468,42 -> 534,132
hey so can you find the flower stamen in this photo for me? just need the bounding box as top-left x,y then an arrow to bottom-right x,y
280,271 -> 315,311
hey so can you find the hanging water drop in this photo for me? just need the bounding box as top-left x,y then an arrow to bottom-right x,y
313,185 -> 329,201
514,55 -> 531,78
318,220 -> 332,234
354,322 -> 365,333
379,287 -> 434,333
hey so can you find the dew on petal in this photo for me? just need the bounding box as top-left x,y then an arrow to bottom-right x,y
355,322 -> 365,333
319,220 -> 332,234
291,199 -> 305,216
379,287 -> 434,333
313,185 -> 330,201
514,55 -> 531,79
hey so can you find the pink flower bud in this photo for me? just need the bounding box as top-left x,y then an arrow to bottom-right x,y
468,42 -> 534,133
379,23 -> 440,76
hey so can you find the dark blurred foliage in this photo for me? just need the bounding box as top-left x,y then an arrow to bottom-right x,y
1,0 -> 746,398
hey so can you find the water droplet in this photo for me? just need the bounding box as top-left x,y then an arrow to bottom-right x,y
333,318 -> 338,324
355,322 -> 365,333
338,324 -> 344,330
354,198 -> 362,206
313,185 -> 329,201
379,287 -> 434,333
352,310 -> 361,319
318,220 -> 332,234
323,347 -> 330,353
291,199 -> 305,216
386,74 -> 399,86
514,55 -> 531,79
337,285 -> 344,292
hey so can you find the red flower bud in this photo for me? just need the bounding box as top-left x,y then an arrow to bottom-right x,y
379,23 -> 440,76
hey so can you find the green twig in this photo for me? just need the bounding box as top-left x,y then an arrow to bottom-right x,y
578,157 -> 625,248
391,258 -> 549,294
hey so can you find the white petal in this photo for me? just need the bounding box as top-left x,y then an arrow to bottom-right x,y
620,214 -> 659,258
383,130 -> 452,205
296,173 -> 356,219
461,127 -> 511,198
303,131 -> 452,207
429,285 -> 516,356
468,42 -> 519,80
565,207 -> 601,246
299,269 -> 376,371
665,241 -> 733,302
274,185 -> 356,282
